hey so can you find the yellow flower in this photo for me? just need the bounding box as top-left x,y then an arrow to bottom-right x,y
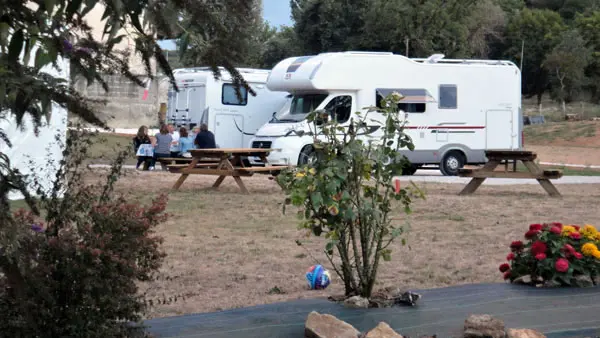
308,168 -> 317,175
593,250 -> 600,260
328,205 -> 339,216
582,243 -> 599,256
581,224 -> 598,240
295,172 -> 306,178
561,225 -> 577,237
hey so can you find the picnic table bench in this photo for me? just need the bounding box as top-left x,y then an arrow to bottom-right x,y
457,150 -> 563,197
170,148 -> 292,194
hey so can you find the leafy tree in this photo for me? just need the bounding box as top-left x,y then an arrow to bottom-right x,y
277,93 -> 424,298
292,0 -> 369,54
505,8 -> 566,108
543,30 -> 591,113
361,0 -> 479,58
260,26 -> 303,69
575,11 -> 600,102
466,0 -> 507,58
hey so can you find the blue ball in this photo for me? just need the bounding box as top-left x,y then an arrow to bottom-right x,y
306,264 -> 331,290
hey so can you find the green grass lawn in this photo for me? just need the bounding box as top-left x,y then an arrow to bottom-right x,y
523,121 -> 597,144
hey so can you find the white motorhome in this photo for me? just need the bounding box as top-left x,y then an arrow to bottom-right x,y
1,49 -> 68,200
249,51 -> 522,176
167,67 -> 290,149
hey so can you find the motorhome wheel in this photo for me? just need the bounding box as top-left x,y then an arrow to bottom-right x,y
440,150 -> 465,176
299,146 -> 318,166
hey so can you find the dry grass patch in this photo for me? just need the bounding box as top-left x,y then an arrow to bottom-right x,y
87,170 -> 600,319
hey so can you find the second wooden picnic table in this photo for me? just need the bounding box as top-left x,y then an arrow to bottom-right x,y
168,148 -> 287,194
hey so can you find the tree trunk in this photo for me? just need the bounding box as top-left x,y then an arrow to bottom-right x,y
537,92 -> 543,113
561,100 -> 566,115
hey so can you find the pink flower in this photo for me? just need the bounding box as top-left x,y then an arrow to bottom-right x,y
555,258 -> 569,273
535,253 -> 547,261
549,226 -> 561,234
531,241 -> 547,255
569,232 -> 582,240
573,252 -> 583,259
529,224 -> 543,231
525,230 -> 540,239
551,222 -> 563,228
499,263 -> 510,273
506,253 -> 515,261
503,270 -> 512,280
510,241 -> 524,252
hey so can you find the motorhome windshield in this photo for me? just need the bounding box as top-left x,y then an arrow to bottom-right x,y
272,94 -> 328,123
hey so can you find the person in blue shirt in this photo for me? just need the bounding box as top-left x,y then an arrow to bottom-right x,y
194,123 -> 217,149
178,126 -> 196,157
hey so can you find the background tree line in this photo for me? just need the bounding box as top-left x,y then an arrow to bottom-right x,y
175,0 -> 600,111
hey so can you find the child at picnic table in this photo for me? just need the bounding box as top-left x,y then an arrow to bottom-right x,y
178,126 -> 196,157
133,125 -> 153,170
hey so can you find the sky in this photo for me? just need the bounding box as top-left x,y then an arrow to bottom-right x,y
157,1 -> 292,50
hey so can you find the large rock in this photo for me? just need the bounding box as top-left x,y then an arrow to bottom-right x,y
305,311 -> 360,338
506,328 -> 546,338
464,314 -> 506,338
344,295 -> 370,309
364,322 -> 404,338
572,275 -> 594,288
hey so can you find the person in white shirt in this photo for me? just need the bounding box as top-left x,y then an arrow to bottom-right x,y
168,123 -> 181,157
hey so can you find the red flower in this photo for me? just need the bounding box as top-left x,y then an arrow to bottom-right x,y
503,270 -> 512,280
555,258 -> 569,273
499,263 -> 510,273
506,253 -> 515,261
551,222 -> 563,228
535,253 -> 547,261
529,223 -> 543,231
525,230 -> 540,239
563,244 -> 575,253
531,241 -> 548,255
573,252 -> 583,259
510,241 -> 524,252
569,232 -> 582,240
573,225 -> 581,231
549,226 -> 561,234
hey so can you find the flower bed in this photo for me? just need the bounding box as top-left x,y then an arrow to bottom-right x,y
500,223 -> 600,287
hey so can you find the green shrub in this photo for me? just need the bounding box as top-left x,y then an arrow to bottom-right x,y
0,127 -> 168,337
277,93 -> 424,298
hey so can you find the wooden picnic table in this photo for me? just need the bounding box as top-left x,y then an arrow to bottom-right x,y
457,150 -> 563,197
169,148 -> 289,194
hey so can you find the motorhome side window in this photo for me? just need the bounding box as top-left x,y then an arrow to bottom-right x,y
439,85 -> 457,109
375,93 -> 426,113
222,84 -> 248,106
324,95 -> 352,123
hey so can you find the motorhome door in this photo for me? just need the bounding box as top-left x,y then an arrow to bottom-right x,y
214,114 -> 244,148
485,109 -> 513,149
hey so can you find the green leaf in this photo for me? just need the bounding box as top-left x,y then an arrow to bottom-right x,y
0,22 -> 10,48
310,192 -> 323,207
8,29 -> 24,62
44,0 -> 56,13
65,0 -> 83,20
325,240 -> 338,254
35,47 -> 51,69
381,249 -> 392,262
391,227 -> 403,238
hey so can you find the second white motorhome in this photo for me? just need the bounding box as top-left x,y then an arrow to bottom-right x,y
167,67 -> 290,149
249,51 -> 522,176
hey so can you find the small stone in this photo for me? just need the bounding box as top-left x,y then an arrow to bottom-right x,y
572,275 -> 594,288
305,311 -> 360,338
344,295 -> 370,309
364,322 -> 404,338
464,314 -> 506,338
513,275 -> 532,285
542,280 -> 561,288
592,275 -> 599,286
506,328 -> 547,338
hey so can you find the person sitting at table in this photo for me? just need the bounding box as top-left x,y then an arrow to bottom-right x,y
151,124 -> 172,170
194,123 -> 217,149
133,125 -> 154,170
178,126 -> 196,158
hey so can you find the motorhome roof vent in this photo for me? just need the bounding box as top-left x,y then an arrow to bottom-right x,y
425,54 -> 445,63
